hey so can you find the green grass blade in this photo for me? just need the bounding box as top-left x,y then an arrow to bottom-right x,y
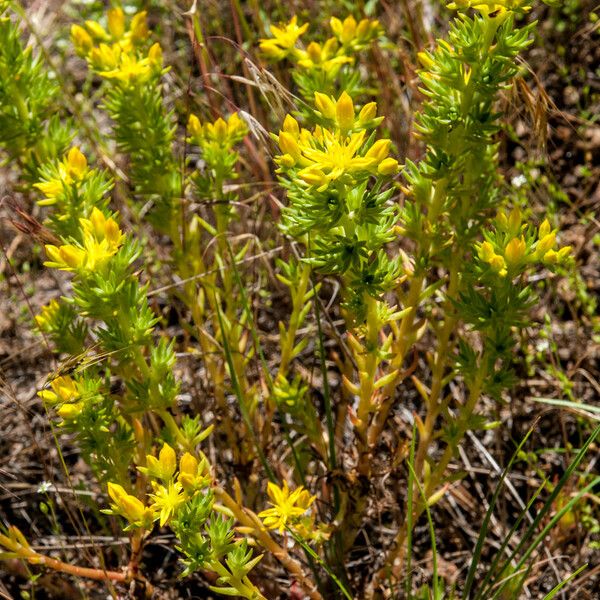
406,460 -> 441,598
504,476 -> 599,599
542,564 -> 587,600
463,426 -> 535,599
481,424 -> 600,598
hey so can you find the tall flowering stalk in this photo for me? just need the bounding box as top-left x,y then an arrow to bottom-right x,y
72,8 -> 178,233
367,0 -> 571,592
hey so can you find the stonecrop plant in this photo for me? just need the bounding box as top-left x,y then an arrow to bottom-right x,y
1,0 -> 597,599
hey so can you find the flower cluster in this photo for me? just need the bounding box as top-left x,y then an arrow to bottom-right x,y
72,9 -> 176,229
275,92 -> 397,192
260,15 -> 382,99
447,0 -> 532,15
105,443 -> 264,599
477,208 -> 571,277
71,9 -> 163,85
187,112 -> 248,187
44,207 -> 124,272
103,443 -> 211,529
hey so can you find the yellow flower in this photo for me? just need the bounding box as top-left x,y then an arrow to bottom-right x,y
330,16 -> 357,45
89,43 -> 120,71
296,38 -> 352,76
330,16 -> 381,48
99,52 -> 152,84
504,237 -> 526,266
258,481 -> 315,533
259,16 -> 308,60
44,209 -> 123,273
80,208 -> 124,252
107,7 -> 125,40
177,452 -> 210,491
149,481 -> 185,526
34,147 -> 89,204
139,443 -> 177,481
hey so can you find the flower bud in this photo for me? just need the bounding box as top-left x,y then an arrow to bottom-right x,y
66,147 -> 87,179
107,8 -> 125,39
378,157 -> 399,175
341,16 -> 357,44
538,218 -> 551,239
504,237 -> 526,265
85,20 -> 109,41
508,207 -> 521,235
282,114 -> 300,137
148,43 -> 163,70
365,139 -> 391,162
188,114 -> 203,139
537,232 -> 556,256
358,102 -> 377,124
130,11 -> 149,42
314,92 -> 336,120
479,241 -> 495,262
336,91 -> 355,131
278,131 -> 301,161
71,25 -> 93,57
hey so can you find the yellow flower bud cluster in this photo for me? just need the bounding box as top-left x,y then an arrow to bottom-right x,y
187,112 -> 248,150
44,207 -> 124,273
447,0 -> 532,16
477,207 -> 571,277
71,10 -> 163,85
259,15 -> 381,81
274,92 -> 398,192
